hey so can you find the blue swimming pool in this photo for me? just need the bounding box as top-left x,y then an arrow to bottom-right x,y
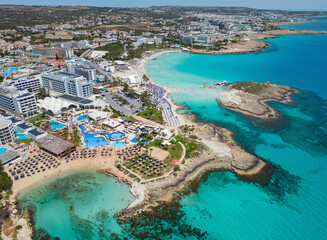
49,120 -> 67,130
79,126 -> 110,148
112,142 -> 126,148
77,114 -> 91,123
15,129 -> 30,139
0,148 -> 7,155
130,137 -> 140,143
108,132 -> 125,141
0,67 -> 18,76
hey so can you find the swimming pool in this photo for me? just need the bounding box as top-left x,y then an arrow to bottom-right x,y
15,129 -> 30,139
130,137 -> 140,143
49,120 -> 67,130
108,132 -> 126,141
112,142 -> 126,148
0,67 -> 19,76
0,148 -> 7,155
77,114 -> 91,123
79,126 -> 110,148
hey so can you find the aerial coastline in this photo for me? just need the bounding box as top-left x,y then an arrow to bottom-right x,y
0,5 -> 327,239
7,20 -> 315,223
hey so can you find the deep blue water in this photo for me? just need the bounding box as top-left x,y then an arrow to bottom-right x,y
280,17 -> 327,31
146,33 -> 327,239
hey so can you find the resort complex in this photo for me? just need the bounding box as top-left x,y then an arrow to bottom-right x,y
0,4 -> 326,240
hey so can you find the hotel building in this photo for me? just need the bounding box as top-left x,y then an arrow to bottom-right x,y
41,71 -> 93,97
33,46 -> 74,59
0,119 -> 16,145
71,65 -> 96,81
6,76 -> 42,92
0,86 -> 38,116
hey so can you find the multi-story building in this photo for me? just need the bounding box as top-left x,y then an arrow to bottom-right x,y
132,37 -> 163,48
182,35 -> 194,44
33,46 -> 74,59
6,76 -> 42,92
41,71 -> 92,97
71,65 -> 96,81
57,40 -> 89,49
0,86 -> 37,116
0,119 -> 16,145
65,57 -> 88,73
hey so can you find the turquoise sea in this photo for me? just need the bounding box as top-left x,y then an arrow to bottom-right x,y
18,20 -> 327,239
18,170 -> 134,239
145,35 -> 327,239
280,17 -> 327,31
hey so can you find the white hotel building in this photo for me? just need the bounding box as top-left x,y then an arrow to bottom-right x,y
41,71 -> 92,98
6,76 -> 42,92
71,65 -> 96,81
0,86 -> 38,116
0,119 -> 16,145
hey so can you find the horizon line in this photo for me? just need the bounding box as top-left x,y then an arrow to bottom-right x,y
0,4 -> 327,12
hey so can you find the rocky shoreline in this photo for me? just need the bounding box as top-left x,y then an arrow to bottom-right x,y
217,82 -> 298,120
116,114 -> 270,219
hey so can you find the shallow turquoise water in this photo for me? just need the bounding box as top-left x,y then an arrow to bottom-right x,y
18,170 -> 134,240
146,33 -> 327,239
49,120 -> 66,130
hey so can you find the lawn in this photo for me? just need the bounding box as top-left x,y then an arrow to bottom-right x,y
26,114 -> 50,124
137,108 -> 164,124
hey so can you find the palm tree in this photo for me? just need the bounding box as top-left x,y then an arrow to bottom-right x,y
97,139 -> 100,147
149,148 -> 153,157
85,139 -> 89,148
102,138 -> 106,146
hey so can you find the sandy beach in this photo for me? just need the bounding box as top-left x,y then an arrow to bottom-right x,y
7,146 -> 133,195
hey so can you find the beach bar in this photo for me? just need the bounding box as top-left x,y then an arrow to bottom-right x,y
37,135 -> 75,157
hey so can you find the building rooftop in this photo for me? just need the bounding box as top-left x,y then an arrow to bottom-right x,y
16,93 -> 33,99
0,119 -> 12,129
44,71 -> 82,79
74,65 -> 95,70
0,150 -> 20,165
17,123 -> 32,130
38,135 -> 74,156
0,112 -> 11,118
0,86 -> 29,96
28,129 -> 44,136
9,117 -> 21,124
59,94 -> 93,104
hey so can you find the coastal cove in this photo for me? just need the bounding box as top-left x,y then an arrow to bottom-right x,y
18,169 -> 134,240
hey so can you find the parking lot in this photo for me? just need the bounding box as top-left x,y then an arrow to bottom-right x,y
102,89 -> 143,116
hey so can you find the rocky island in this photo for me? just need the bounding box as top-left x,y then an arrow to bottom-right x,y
217,82 -> 298,120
